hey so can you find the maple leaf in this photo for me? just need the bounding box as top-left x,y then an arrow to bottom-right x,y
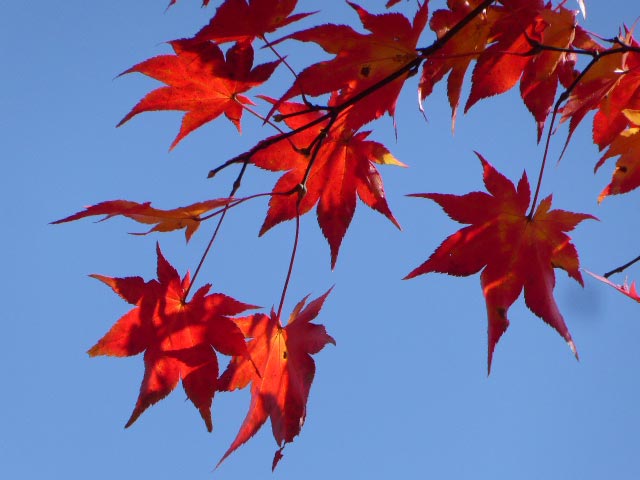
52,198 -> 232,241
591,41 -> 640,149
559,31 -> 639,148
88,244 -> 257,431
251,99 -> 404,268
464,0 -> 544,114
518,5 -> 583,140
405,153 -> 595,372
117,39 -> 280,149
595,110 -> 640,201
217,290 -> 335,470
274,1 -> 429,129
195,0 -> 313,44
587,271 -> 640,303
466,2 -> 587,140
419,0 -> 493,129
420,1 -> 585,139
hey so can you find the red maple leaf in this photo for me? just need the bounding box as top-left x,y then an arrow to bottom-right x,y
275,1 -> 429,129
251,99 -> 404,268
195,0 -> 313,45
217,290 -> 335,470
52,198 -> 232,241
421,1 -> 585,139
467,1 -> 585,140
118,39 -> 280,149
463,0 -> 543,113
405,154 -> 595,372
559,31 -> 637,148
88,244 -> 257,431
595,109 -> 640,201
591,46 -> 640,149
419,0 -> 492,129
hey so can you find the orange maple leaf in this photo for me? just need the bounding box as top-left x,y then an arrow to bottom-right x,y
217,291 -> 335,470
88,244 -> 257,431
118,39 -> 280,149
52,198 -> 232,241
195,0 -> 313,45
405,154 -> 595,372
251,99 -> 404,268
275,1 -> 429,129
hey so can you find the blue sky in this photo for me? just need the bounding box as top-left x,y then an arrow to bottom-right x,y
3,1 -> 640,479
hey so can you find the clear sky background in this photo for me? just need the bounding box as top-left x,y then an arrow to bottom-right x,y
3,1 -> 640,479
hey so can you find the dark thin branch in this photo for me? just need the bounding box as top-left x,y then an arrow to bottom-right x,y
604,255 -> 640,278
261,34 -> 314,108
209,0 -> 499,180
276,197 -> 301,320
417,0 -> 495,57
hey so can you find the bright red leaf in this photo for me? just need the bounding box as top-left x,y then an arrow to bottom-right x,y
595,109 -> 640,201
118,39 -> 280,149
52,198 -> 232,241
195,0 -> 312,45
217,290 -> 335,469
559,32 -> 634,148
275,1 -> 428,129
419,0 -> 492,130
464,0 -> 543,113
591,45 -> 640,149
251,99 -> 404,268
421,1 -> 586,140
405,154 -> 595,372
88,244 -> 257,431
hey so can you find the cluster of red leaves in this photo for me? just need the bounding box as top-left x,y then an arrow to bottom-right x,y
58,0 -> 640,472
564,33 -> 640,201
115,0 -> 431,267
272,1 -> 429,130
84,244 -> 333,468
420,0 -> 590,138
421,0 -> 640,201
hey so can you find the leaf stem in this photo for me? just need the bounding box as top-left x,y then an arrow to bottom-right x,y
185,161 -> 249,300
276,198 -> 301,320
527,54 -> 601,218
